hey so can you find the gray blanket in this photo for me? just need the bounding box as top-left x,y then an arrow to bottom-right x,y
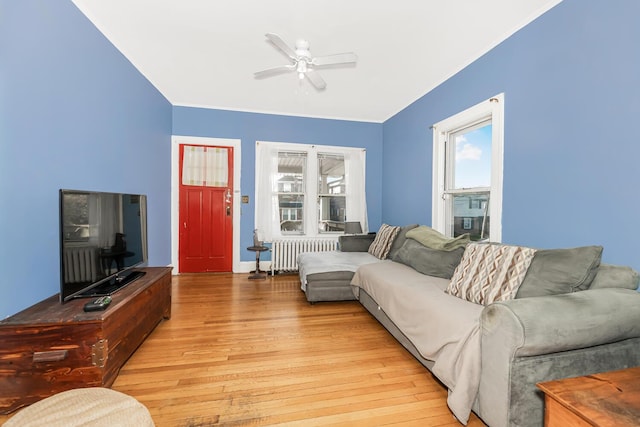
351,261 -> 483,425
297,251 -> 380,291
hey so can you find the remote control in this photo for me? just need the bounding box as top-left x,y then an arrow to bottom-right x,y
83,296 -> 112,312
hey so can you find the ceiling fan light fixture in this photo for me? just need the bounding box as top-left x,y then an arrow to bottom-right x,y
256,33 -> 357,90
296,60 -> 307,79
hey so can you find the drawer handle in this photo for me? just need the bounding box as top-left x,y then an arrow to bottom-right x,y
33,350 -> 68,363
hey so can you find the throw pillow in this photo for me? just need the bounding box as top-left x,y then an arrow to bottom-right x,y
515,246 -> 603,298
446,243 -> 537,305
405,226 -> 470,251
368,224 -> 400,259
387,224 -> 419,260
588,264 -> 640,290
394,238 -> 465,279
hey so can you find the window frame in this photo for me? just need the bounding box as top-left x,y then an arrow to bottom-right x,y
431,93 -> 504,242
255,141 -> 366,241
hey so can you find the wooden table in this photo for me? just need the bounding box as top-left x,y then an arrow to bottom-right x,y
537,367 -> 640,426
0,267 -> 172,414
247,245 -> 269,280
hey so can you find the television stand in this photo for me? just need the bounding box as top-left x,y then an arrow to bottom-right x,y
76,270 -> 146,299
0,267 -> 171,414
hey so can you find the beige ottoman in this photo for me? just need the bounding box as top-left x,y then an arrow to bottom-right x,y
3,387 -> 154,427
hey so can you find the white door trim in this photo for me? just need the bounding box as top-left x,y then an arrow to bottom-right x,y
171,135 -> 242,274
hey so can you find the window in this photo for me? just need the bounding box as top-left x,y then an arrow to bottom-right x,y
277,151 -> 306,234
62,192 -> 90,242
61,192 -> 123,248
317,153 -> 346,232
432,94 -> 504,242
255,141 -> 367,241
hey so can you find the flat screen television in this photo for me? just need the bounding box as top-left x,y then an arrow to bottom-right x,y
59,189 -> 148,302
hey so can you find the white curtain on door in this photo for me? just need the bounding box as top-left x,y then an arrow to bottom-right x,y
182,145 -> 228,187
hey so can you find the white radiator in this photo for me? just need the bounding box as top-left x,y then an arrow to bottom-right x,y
63,246 -> 99,283
271,239 -> 338,274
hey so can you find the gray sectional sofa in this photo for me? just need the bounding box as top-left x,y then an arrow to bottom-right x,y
298,234 -> 379,302
296,225 -> 640,427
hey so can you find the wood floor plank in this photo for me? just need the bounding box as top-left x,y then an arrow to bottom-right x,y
0,273 -> 487,426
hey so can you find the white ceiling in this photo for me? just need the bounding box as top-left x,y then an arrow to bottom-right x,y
72,0 -> 561,123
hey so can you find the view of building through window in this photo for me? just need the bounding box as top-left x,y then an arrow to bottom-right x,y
276,152 -> 347,234
277,152 -> 306,234
317,153 -> 345,232
255,140 -> 367,241
450,123 -> 492,240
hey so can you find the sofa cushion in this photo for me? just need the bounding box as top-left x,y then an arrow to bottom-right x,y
588,263 -> 640,290
405,225 -> 470,251
368,224 -> 400,259
446,243 -> 537,305
305,271 -> 358,302
298,251 -> 380,292
339,234 -> 376,252
387,224 -> 419,260
394,238 -> 465,279
307,270 -> 356,282
515,245 -> 603,298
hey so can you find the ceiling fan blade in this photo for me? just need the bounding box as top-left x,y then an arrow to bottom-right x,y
265,33 -> 297,60
305,70 -> 326,90
254,65 -> 295,79
311,52 -> 358,66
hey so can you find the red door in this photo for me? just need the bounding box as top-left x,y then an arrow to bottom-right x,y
179,144 -> 233,272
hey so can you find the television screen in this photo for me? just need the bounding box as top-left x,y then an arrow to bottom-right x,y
59,189 -> 148,302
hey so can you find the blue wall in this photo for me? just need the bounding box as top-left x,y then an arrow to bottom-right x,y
0,1 -> 172,318
173,107 -> 383,260
3,0 -> 638,319
383,0 -> 640,271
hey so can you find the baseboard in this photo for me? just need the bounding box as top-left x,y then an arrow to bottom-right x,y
170,262 -> 272,275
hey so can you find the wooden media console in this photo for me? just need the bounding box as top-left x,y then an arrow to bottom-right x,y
0,267 -> 172,414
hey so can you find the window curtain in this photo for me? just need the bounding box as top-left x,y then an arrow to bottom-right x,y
345,149 -> 368,233
88,193 -> 120,248
182,145 -> 228,187
255,142 -> 281,242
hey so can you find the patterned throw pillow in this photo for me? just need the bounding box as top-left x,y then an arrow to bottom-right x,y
368,224 -> 400,259
446,243 -> 537,305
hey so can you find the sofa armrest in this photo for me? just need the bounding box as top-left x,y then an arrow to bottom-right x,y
478,288 -> 640,427
338,234 -> 375,252
481,288 -> 640,357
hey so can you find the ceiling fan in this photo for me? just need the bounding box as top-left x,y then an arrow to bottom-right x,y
254,33 -> 357,90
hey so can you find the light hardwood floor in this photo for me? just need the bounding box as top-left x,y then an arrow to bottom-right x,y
1,273 -> 487,426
